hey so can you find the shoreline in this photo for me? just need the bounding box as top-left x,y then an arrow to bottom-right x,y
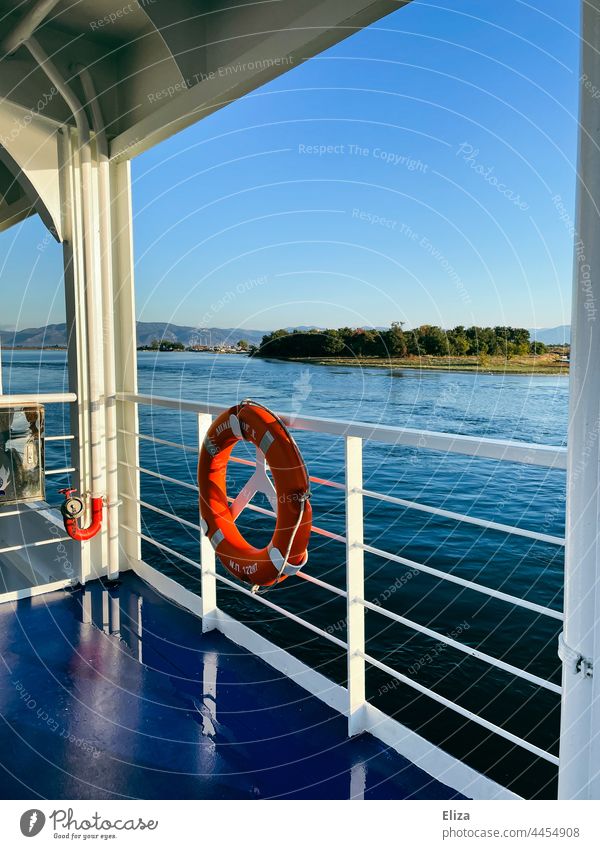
279,355 -> 570,376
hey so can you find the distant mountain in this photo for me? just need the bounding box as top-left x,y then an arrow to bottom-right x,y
0,322 -> 68,347
529,325 -> 571,345
284,325 -> 323,332
134,323 -> 266,348
0,322 -> 268,349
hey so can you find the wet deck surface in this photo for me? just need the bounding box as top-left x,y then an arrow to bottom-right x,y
0,571 -> 463,799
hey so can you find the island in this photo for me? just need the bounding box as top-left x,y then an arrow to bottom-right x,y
249,324 -> 570,374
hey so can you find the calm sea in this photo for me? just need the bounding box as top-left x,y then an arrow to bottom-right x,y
2,349 -> 569,797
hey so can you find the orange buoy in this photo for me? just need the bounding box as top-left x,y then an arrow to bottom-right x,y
198,400 -> 312,588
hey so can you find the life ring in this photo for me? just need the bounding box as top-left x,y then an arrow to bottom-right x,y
198,400 -> 312,588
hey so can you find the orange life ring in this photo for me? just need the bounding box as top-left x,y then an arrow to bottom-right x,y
198,400 -> 312,588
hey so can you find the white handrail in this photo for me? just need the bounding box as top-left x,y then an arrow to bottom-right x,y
121,426 -> 347,490
118,392 -> 567,469
126,423 -> 563,546
0,393 -> 76,406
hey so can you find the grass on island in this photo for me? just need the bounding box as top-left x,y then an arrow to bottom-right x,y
290,353 -> 569,375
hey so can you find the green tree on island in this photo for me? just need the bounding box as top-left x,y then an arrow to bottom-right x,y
251,324 -> 539,360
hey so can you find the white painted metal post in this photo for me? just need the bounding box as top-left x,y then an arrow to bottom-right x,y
112,160 -> 141,570
346,435 -> 366,736
59,128 -> 88,584
198,413 -> 217,632
77,68 -> 119,580
558,0 -> 600,800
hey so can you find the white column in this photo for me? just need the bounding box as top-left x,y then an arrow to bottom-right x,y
198,412 -> 217,632
558,0 -> 600,800
59,128 -> 88,584
112,160 -> 141,571
345,434 -> 366,736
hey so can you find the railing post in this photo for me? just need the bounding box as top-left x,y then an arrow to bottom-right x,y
558,0 -> 600,800
345,434 -> 366,736
198,413 -> 217,632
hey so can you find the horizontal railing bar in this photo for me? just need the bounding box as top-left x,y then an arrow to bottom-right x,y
122,524 -> 201,570
224,496 -> 346,543
211,570 -> 348,649
0,536 -> 72,555
310,475 -> 346,491
123,423 -> 556,534
296,571 -> 347,598
118,392 -> 566,469
122,470 -> 557,615
45,467 -> 75,476
361,543 -> 563,621
226,457 -> 345,492
121,493 -> 202,532
361,651 -> 559,766
0,393 -> 77,407
124,534 -> 346,649
360,488 -> 565,547
120,462 -> 199,492
45,435 -> 74,442
360,598 -> 561,693
125,427 -> 345,491
306,525 -> 345,543
120,461 -> 346,543
118,428 -> 199,455
122,525 -> 348,649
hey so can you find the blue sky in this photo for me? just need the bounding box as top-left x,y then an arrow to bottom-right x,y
0,0 -> 580,332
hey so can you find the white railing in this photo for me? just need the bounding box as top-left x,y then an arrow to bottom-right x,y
0,393 -> 77,406
117,390 -> 566,793
0,393 -> 76,565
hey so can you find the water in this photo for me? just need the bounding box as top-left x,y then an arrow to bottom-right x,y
2,349 -> 569,797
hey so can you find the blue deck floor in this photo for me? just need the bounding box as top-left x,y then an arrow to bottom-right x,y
0,571 -> 462,800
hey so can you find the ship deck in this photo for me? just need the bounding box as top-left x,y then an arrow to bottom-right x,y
0,571 -> 463,800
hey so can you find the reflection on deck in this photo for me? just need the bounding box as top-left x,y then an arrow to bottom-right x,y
0,572 -> 462,800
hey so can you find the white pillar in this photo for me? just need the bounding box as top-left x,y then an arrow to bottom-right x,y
59,127 -> 90,583
346,435 -> 366,736
558,0 -> 600,800
111,160 -> 141,571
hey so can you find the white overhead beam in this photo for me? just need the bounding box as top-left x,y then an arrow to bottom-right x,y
0,193 -> 35,233
0,100 -> 63,239
110,0 -> 406,161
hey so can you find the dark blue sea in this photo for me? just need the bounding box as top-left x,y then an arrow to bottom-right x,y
2,349 -> 568,797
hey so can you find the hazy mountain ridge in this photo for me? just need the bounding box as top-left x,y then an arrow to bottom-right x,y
0,322 -> 267,348
528,325 -> 570,344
